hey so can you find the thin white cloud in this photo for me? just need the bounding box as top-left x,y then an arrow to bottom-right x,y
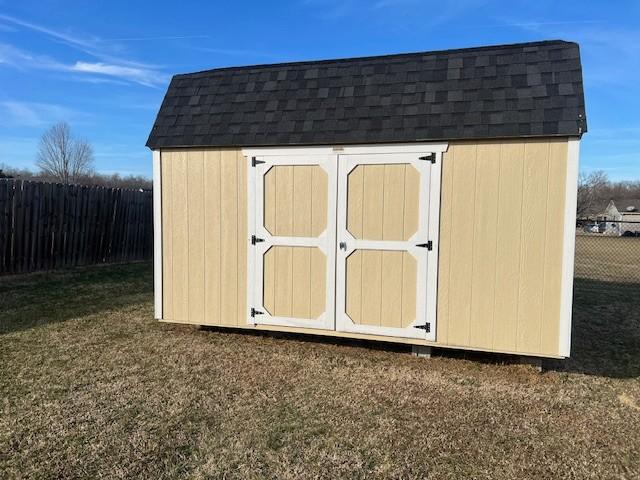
0,13 -> 95,50
196,46 -> 284,60
496,20 -> 601,28
373,0 -> 421,9
0,101 -> 89,127
71,61 -> 166,87
300,0 -> 489,29
0,14 -> 168,87
0,42 -> 65,70
60,74 -> 131,86
0,42 -> 167,87
106,34 -> 210,42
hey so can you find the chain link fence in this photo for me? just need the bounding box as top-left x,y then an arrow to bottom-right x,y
575,220 -> 640,284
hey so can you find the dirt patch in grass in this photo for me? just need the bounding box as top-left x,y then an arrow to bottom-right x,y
1,263 -> 639,479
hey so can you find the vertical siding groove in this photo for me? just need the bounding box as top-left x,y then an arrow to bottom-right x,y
400,165 -> 407,326
274,167 -> 279,314
466,144 -> 478,345
513,143 -> 528,351
359,167 -> 365,325
162,152 -> 174,319
489,145 -> 502,350
379,165 -> 386,326
203,153 -> 208,323
237,152 -> 244,324
445,146 -> 455,343
218,153 -> 222,324
185,152 -> 191,322
538,142 -> 552,352
291,168 -> 295,315
307,167 -> 312,318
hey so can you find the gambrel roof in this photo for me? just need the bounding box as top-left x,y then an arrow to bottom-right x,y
146,40 -> 586,149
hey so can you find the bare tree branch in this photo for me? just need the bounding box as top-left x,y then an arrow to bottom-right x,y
577,170 -> 610,217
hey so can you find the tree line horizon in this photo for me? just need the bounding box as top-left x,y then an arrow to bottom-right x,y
0,122 -> 152,190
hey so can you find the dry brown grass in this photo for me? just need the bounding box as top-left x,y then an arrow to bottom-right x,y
1,263 -> 639,479
575,234 -> 640,283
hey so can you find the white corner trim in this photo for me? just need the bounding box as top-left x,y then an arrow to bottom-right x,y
242,142 -> 448,158
559,138 -> 580,357
152,150 -> 162,320
246,154 -> 256,325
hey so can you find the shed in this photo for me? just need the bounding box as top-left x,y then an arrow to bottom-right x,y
147,39 -> 586,358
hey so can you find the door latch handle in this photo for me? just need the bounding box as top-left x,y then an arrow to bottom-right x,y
339,241 -> 347,251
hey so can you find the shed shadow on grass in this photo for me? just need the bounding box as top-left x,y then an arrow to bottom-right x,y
0,262 -> 153,335
546,278 -> 640,379
204,277 -> 640,380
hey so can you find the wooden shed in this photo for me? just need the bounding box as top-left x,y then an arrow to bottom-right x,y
147,40 -> 586,359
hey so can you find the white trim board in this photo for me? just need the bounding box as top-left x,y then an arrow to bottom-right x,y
152,150 -> 162,320
559,138 -> 580,357
242,142 -> 448,158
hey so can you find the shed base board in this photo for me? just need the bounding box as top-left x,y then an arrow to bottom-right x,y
157,319 -> 566,359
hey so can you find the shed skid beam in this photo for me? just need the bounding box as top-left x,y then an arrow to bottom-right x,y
412,345 -> 432,358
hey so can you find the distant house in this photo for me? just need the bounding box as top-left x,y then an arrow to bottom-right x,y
595,199 -> 640,235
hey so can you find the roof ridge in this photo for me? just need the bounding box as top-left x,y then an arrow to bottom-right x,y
174,39 -> 575,78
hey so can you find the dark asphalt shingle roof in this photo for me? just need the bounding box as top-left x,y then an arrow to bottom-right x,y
146,40 -> 587,149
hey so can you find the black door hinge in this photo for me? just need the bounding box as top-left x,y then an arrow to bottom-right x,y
419,153 -> 436,163
414,323 -> 431,333
416,240 -> 433,250
251,157 -> 265,167
250,308 -> 264,318
251,235 -> 264,245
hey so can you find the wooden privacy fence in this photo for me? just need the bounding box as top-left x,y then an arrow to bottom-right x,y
0,179 -> 153,275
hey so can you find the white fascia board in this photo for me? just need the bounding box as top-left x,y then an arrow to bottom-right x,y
559,138 -> 580,357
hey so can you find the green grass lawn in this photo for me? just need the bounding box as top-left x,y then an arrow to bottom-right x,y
1,263 -> 639,479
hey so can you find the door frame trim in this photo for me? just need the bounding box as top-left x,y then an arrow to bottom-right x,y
334,151 -> 443,340
243,142 -> 448,158
243,142 -> 447,338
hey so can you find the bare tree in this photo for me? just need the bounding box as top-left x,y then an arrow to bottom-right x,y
577,170 -> 609,217
36,122 -> 94,184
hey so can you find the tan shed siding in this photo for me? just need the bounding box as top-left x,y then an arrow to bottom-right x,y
437,139 -> 569,356
159,141 -> 571,357
161,148 -> 247,326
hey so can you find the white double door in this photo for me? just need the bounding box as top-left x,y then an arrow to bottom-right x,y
247,148 -> 441,341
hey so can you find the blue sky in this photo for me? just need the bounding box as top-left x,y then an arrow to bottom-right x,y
0,1 -> 638,179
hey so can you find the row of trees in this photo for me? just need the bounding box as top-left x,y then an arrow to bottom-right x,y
577,170 -> 640,217
1,122 -> 151,190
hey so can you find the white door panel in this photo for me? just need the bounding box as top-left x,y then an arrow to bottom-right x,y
246,146 -> 442,341
247,154 -> 337,330
335,153 -> 439,340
